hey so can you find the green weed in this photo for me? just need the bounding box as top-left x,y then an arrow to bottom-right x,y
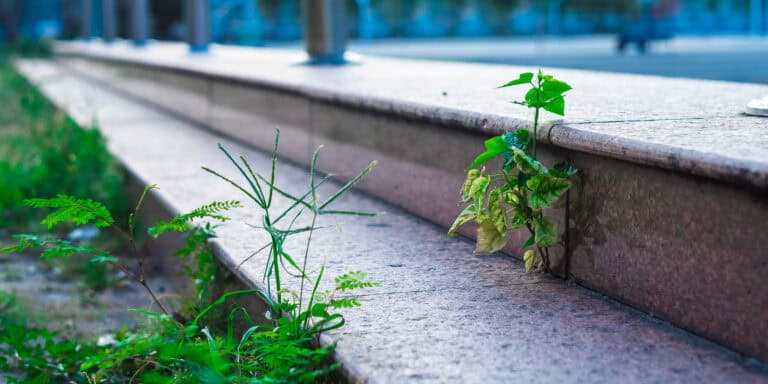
450,70 -> 578,273
1,131 -> 379,382
0,65 -> 126,230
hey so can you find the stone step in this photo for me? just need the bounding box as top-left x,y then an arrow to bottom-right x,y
48,41 -> 768,361
17,59 -> 768,383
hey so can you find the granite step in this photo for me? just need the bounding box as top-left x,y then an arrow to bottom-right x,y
48,41 -> 768,361
16,59 -> 768,383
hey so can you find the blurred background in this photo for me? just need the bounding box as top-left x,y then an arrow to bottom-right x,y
1,0 -> 767,82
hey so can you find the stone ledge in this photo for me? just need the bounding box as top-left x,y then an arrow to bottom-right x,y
17,59 -> 768,383
53,40 -> 768,189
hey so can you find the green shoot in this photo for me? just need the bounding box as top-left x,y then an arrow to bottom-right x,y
451,70 -> 577,274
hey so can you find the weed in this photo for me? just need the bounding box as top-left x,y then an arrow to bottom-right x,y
1,131 -> 379,382
0,65 -> 126,230
449,70 -> 578,273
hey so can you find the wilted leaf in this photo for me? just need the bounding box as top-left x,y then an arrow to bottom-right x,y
487,188 -> 507,234
448,205 -> 476,237
461,169 -> 481,200
523,249 -> 537,272
475,215 -> 507,253
468,175 -> 490,213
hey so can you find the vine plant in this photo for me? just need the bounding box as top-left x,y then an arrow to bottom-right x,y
449,70 -> 578,274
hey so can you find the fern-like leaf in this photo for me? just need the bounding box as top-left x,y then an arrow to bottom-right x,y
0,234 -> 114,261
149,200 -> 241,237
24,194 -> 114,229
329,297 -> 361,309
1,234 -> 52,253
334,271 -> 381,292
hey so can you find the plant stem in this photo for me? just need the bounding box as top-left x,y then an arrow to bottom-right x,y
109,222 -> 169,315
298,210 -> 318,332
532,106 -> 540,159
268,218 -> 282,309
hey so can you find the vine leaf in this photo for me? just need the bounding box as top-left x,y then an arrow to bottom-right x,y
475,215 -> 507,253
511,147 -> 547,174
527,174 -> 570,210
541,79 -> 572,100
523,249 -> 537,272
448,205 -> 476,237
503,129 -> 530,153
498,72 -> 534,88
461,169 -> 481,201
468,136 -> 507,169
542,96 -> 565,116
550,161 -> 579,178
468,175 -> 490,215
534,218 -> 557,247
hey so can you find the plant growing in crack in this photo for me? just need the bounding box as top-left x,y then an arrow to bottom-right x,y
0,130 -> 382,381
203,129 -> 381,344
449,69 -> 578,274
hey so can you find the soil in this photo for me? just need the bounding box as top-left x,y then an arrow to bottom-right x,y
0,240 -> 176,342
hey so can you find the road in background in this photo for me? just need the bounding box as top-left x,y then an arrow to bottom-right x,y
344,35 -> 768,84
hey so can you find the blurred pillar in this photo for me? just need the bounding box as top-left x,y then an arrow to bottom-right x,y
356,0 -> 373,40
0,0 -> 19,43
102,0 -> 117,42
548,0 -> 563,35
302,0 -> 348,63
186,0 -> 210,52
750,0 -> 764,34
239,0 -> 264,46
131,0 -> 149,46
81,0 -> 93,38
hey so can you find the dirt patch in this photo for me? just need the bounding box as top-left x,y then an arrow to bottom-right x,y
0,243 -> 176,343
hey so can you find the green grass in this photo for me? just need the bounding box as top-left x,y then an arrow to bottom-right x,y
0,61 -> 127,230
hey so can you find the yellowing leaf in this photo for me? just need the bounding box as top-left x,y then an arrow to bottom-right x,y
510,147 -> 547,174
448,205 -> 476,237
468,175 -> 490,214
475,215 -> 507,253
487,188 -> 507,234
523,249 -> 537,272
461,169 -> 481,200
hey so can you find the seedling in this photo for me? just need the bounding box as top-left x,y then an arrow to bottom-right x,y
449,70 -> 577,274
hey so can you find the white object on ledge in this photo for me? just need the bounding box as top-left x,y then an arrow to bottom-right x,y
746,96 -> 768,117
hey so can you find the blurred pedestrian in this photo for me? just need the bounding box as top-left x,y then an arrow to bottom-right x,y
617,0 -> 678,53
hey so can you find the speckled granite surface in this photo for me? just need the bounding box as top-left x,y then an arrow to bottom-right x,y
18,59 -> 768,383
53,41 -> 768,188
